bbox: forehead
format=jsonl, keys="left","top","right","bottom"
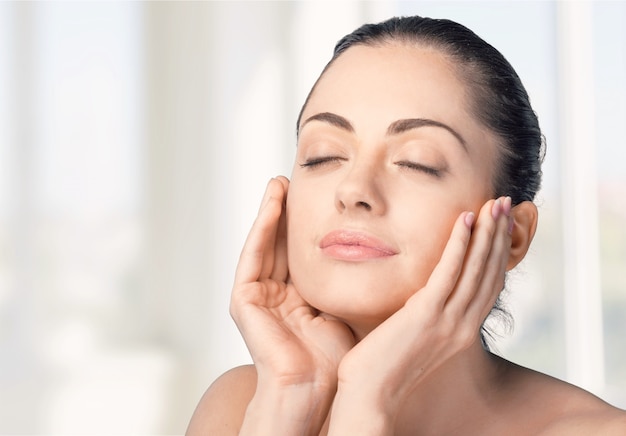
{"left": 300, "top": 43, "right": 480, "bottom": 140}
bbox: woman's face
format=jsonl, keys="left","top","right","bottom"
{"left": 287, "top": 43, "right": 498, "bottom": 336}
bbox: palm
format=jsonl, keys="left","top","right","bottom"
{"left": 231, "top": 177, "right": 354, "bottom": 385}
{"left": 238, "top": 280, "right": 352, "bottom": 381}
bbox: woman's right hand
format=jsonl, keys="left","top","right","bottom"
{"left": 327, "top": 197, "right": 514, "bottom": 435}
{"left": 230, "top": 176, "right": 355, "bottom": 435}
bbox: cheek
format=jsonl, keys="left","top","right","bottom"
{"left": 398, "top": 211, "right": 455, "bottom": 279}
{"left": 285, "top": 199, "right": 322, "bottom": 309}
{"left": 286, "top": 174, "right": 332, "bottom": 236}
{"left": 285, "top": 182, "right": 313, "bottom": 267}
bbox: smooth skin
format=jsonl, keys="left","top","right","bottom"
{"left": 187, "top": 43, "right": 626, "bottom": 435}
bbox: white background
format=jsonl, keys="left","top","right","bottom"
{"left": 1, "top": 1, "right": 625, "bottom": 433}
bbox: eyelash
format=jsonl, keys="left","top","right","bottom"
{"left": 300, "top": 157, "right": 442, "bottom": 178}
{"left": 395, "top": 160, "right": 443, "bottom": 177}
{"left": 300, "top": 156, "right": 345, "bottom": 168}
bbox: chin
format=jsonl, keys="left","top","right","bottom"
{"left": 295, "top": 278, "right": 409, "bottom": 325}
{"left": 289, "top": 253, "right": 428, "bottom": 325}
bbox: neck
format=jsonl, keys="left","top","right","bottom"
{"left": 342, "top": 316, "right": 511, "bottom": 431}
{"left": 395, "top": 340, "right": 510, "bottom": 434}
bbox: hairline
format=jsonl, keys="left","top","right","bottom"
{"left": 296, "top": 37, "right": 486, "bottom": 137}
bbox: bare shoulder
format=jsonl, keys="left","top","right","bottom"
{"left": 186, "top": 364, "right": 257, "bottom": 436}
{"left": 540, "top": 402, "right": 626, "bottom": 435}
{"left": 500, "top": 359, "right": 626, "bottom": 435}
{"left": 539, "top": 388, "right": 626, "bottom": 436}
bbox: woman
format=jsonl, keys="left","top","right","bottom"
{"left": 187, "top": 16, "right": 626, "bottom": 435}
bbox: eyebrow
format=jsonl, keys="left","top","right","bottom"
{"left": 387, "top": 118, "right": 467, "bottom": 149}
{"left": 300, "top": 112, "right": 467, "bottom": 150}
{"left": 301, "top": 112, "right": 354, "bottom": 133}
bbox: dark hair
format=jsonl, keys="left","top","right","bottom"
{"left": 297, "top": 16, "right": 545, "bottom": 347}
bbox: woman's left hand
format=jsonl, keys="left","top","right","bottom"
{"left": 328, "top": 197, "right": 513, "bottom": 435}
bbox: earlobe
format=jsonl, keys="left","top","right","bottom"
{"left": 506, "top": 201, "right": 538, "bottom": 271}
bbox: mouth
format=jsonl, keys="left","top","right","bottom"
{"left": 319, "top": 229, "right": 398, "bottom": 261}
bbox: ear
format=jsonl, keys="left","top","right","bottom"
{"left": 507, "top": 201, "right": 538, "bottom": 271}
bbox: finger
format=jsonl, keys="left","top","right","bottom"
{"left": 255, "top": 178, "right": 288, "bottom": 281}
{"left": 275, "top": 175, "right": 290, "bottom": 191}
{"left": 418, "top": 210, "right": 475, "bottom": 310}
{"left": 262, "top": 176, "right": 291, "bottom": 280}
{"left": 444, "top": 198, "right": 499, "bottom": 314}
{"left": 466, "top": 197, "right": 513, "bottom": 322}
{"left": 234, "top": 178, "right": 285, "bottom": 286}
{"left": 271, "top": 177, "right": 290, "bottom": 282}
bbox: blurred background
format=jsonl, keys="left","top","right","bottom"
{"left": 0, "top": 0, "right": 625, "bottom": 434}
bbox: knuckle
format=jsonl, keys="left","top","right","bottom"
{"left": 230, "top": 283, "right": 258, "bottom": 316}
{"left": 228, "top": 299, "right": 241, "bottom": 324}
{"left": 432, "top": 310, "right": 456, "bottom": 340}
{"left": 229, "top": 291, "right": 243, "bottom": 319}
{"left": 454, "top": 323, "right": 477, "bottom": 350}
{"left": 439, "top": 310, "right": 476, "bottom": 350}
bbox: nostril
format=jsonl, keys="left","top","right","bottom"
{"left": 356, "top": 201, "right": 372, "bottom": 211}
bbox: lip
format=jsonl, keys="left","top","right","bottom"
{"left": 319, "top": 229, "right": 398, "bottom": 261}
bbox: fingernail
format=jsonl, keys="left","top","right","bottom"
{"left": 503, "top": 196, "right": 512, "bottom": 217}
{"left": 508, "top": 216, "right": 515, "bottom": 235}
{"left": 491, "top": 198, "right": 502, "bottom": 220}
{"left": 464, "top": 211, "right": 475, "bottom": 228}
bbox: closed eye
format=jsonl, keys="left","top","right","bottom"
{"left": 300, "top": 156, "right": 346, "bottom": 169}
{"left": 395, "top": 160, "right": 443, "bottom": 178}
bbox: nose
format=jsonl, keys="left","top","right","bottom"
{"left": 334, "top": 159, "right": 386, "bottom": 215}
